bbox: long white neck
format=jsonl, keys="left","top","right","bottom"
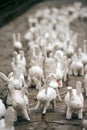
{"left": 0, "top": 72, "right": 10, "bottom": 83}
{"left": 67, "top": 87, "right": 73, "bottom": 100}
{"left": 73, "top": 53, "right": 77, "bottom": 62}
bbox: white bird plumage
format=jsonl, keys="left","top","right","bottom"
{"left": 0, "top": 107, "right": 17, "bottom": 130}
{"left": 0, "top": 72, "right": 30, "bottom": 121}
{"left": 31, "top": 77, "right": 59, "bottom": 114}
{"left": 0, "top": 99, "right": 6, "bottom": 118}
{"left": 64, "top": 81, "right": 84, "bottom": 119}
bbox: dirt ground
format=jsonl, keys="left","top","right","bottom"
{"left": 0, "top": 0, "right": 87, "bottom": 130}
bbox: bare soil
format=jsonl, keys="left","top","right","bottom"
{"left": 0, "top": 0, "right": 87, "bottom": 130}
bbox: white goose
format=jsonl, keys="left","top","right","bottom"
{"left": 0, "top": 72, "right": 30, "bottom": 121}
{"left": 64, "top": 81, "right": 84, "bottom": 119}
{"left": 0, "top": 107, "right": 17, "bottom": 130}
{"left": 0, "top": 99, "right": 6, "bottom": 118}
{"left": 31, "top": 77, "right": 57, "bottom": 114}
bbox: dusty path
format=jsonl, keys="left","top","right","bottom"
{"left": 0, "top": 0, "right": 87, "bottom": 130}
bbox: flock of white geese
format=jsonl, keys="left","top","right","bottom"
{"left": 0, "top": 2, "right": 87, "bottom": 130}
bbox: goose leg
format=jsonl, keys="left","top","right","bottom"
{"left": 23, "top": 106, "right": 31, "bottom": 121}
{"left": 42, "top": 102, "right": 50, "bottom": 114}
{"left": 78, "top": 108, "right": 83, "bottom": 119}
{"left": 35, "top": 101, "right": 41, "bottom": 110}
{"left": 55, "top": 88, "right": 62, "bottom": 101}
{"left": 74, "top": 68, "right": 78, "bottom": 76}
{"left": 51, "top": 100, "right": 56, "bottom": 109}
{"left": 66, "top": 107, "right": 72, "bottom": 119}
{"left": 27, "top": 105, "right": 30, "bottom": 115}
{"left": 80, "top": 68, "right": 84, "bottom": 76}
